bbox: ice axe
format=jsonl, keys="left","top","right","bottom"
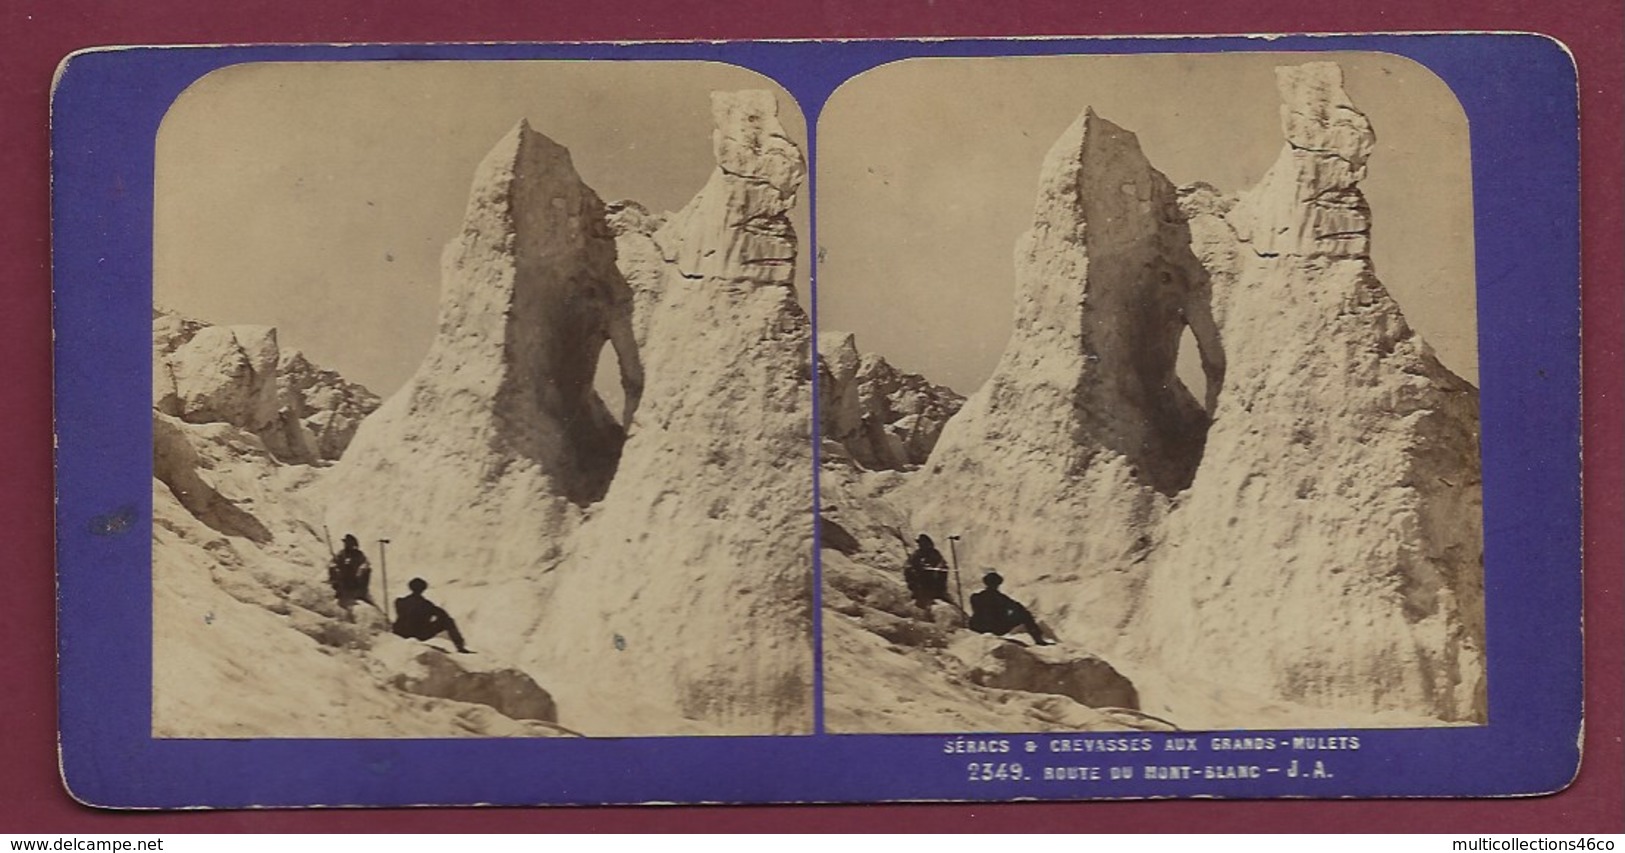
{"left": 947, "top": 534, "right": 965, "bottom": 611}
{"left": 883, "top": 525, "right": 910, "bottom": 558}
{"left": 321, "top": 524, "right": 336, "bottom": 586}
{"left": 321, "top": 525, "right": 360, "bottom": 608}
{"left": 378, "top": 538, "right": 392, "bottom": 624}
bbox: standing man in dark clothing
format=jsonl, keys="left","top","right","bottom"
{"left": 904, "top": 534, "right": 953, "bottom": 610}
{"left": 969, "top": 571, "right": 1054, "bottom": 645}
{"left": 327, "top": 533, "right": 374, "bottom": 622}
{"left": 393, "top": 577, "right": 471, "bottom": 654}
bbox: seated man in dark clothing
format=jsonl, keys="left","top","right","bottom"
{"left": 903, "top": 534, "right": 952, "bottom": 610}
{"left": 393, "top": 577, "right": 471, "bottom": 653}
{"left": 968, "top": 571, "right": 1053, "bottom": 645}
{"left": 327, "top": 533, "right": 374, "bottom": 622}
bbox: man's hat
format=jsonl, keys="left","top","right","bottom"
{"left": 983, "top": 570, "right": 1003, "bottom": 587}
{"left": 409, "top": 577, "right": 428, "bottom": 593}
{"left": 342, "top": 533, "right": 358, "bottom": 546}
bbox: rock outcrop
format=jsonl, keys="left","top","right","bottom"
{"left": 326, "top": 120, "right": 643, "bottom": 581}
{"left": 948, "top": 634, "right": 1139, "bottom": 711}
{"left": 527, "top": 91, "right": 814, "bottom": 734}
{"left": 1131, "top": 63, "right": 1485, "bottom": 722}
{"left": 371, "top": 636, "right": 559, "bottom": 724}
{"left": 818, "top": 332, "right": 964, "bottom": 470}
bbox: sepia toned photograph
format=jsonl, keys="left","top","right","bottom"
{"left": 150, "top": 60, "right": 814, "bottom": 737}
{"left": 52, "top": 34, "right": 1587, "bottom": 808}
{"left": 816, "top": 52, "right": 1485, "bottom": 734}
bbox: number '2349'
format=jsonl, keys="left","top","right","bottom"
{"left": 968, "top": 762, "right": 1027, "bottom": 782}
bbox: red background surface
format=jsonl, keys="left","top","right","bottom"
{"left": 3, "top": 0, "right": 1620, "bottom": 833}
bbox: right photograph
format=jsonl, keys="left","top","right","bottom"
{"left": 816, "top": 52, "right": 1485, "bottom": 734}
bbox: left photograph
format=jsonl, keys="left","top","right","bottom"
{"left": 150, "top": 61, "right": 813, "bottom": 737}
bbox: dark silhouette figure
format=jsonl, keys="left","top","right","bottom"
{"left": 969, "top": 571, "right": 1053, "bottom": 645}
{"left": 327, "top": 533, "right": 374, "bottom": 622}
{"left": 393, "top": 577, "right": 470, "bottom": 654}
{"left": 904, "top": 534, "right": 952, "bottom": 610}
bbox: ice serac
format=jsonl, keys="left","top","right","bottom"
{"left": 902, "top": 108, "right": 1222, "bottom": 653}
{"left": 327, "top": 120, "right": 642, "bottom": 581}
{"left": 655, "top": 91, "right": 803, "bottom": 286}
{"left": 275, "top": 349, "right": 382, "bottom": 462}
{"left": 819, "top": 332, "right": 866, "bottom": 461}
{"left": 818, "top": 331, "right": 964, "bottom": 470}
{"left": 152, "top": 309, "right": 380, "bottom": 465}
{"left": 1228, "top": 63, "right": 1374, "bottom": 260}
{"left": 529, "top": 91, "right": 814, "bottom": 734}
{"left": 605, "top": 200, "right": 668, "bottom": 349}
{"left": 163, "top": 324, "right": 283, "bottom": 435}
{"left": 1133, "top": 63, "right": 1486, "bottom": 722}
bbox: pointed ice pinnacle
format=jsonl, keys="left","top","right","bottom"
{"left": 1228, "top": 62, "right": 1376, "bottom": 259}
{"left": 329, "top": 119, "right": 641, "bottom": 578}
{"left": 655, "top": 91, "right": 806, "bottom": 288}
{"left": 1135, "top": 62, "right": 1485, "bottom": 723}
{"left": 532, "top": 89, "right": 815, "bottom": 734}
{"left": 904, "top": 107, "right": 1223, "bottom": 651}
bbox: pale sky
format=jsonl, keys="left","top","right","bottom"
{"left": 156, "top": 61, "right": 809, "bottom": 397}
{"left": 156, "top": 53, "right": 1474, "bottom": 404}
{"left": 815, "top": 51, "right": 1478, "bottom": 395}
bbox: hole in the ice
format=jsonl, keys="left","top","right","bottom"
{"left": 1176, "top": 326, "right": 1209, "bottom": 415}
{"left": 594, "top": 339, "right": 627, "bottom": 427}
